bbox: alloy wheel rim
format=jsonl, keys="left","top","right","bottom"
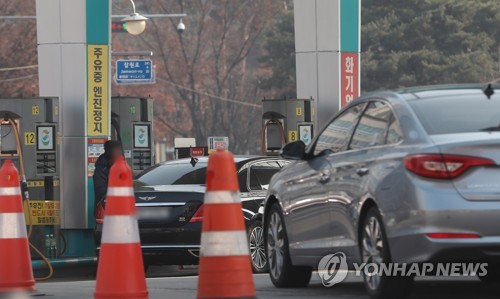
{"left": 362, "top": 216, "right": 384, "bottom": 291}
{"left": 250, "top": 226, "right": 267, "bottom": 269}
{"left": 267, "top": 211, "right": 284, "bottom": 279}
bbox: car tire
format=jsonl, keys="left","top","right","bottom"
{"left": 265, "top": 202, "right": 312, "bottom": 288}
{"left": 478, "top": 265, "right": 500, "bottom": 285}
{"left": 359, "top": 207, "right": 413, "bottom": 299}
{"left": 248, "top": 220, "right": 269, "bottom": 273}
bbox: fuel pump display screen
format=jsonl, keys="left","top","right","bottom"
{"left": 36, "top": 125, "right": 56, "bottom": 175}
{"left": 37, "top": 125, "right": 55, "bottom": 151}
{"left": 132, "top": 123, "right": 152, "bottom": 171}
{"left": 133, "top": 124, "right": 150, "bottom": 148}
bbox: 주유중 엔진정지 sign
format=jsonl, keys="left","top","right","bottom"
{"left": 87, "top": 45, "right": 109, "bottom": 137}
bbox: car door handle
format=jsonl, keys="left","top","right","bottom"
{"left": 356, "top": 168, "right": 369, "bottom": 176}
{"left": 319, "top": 173, "right": 330, "bottom": 184}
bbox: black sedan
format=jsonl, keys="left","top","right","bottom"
{"left": 95, "top": 156, "right": 288, "bottom": 273}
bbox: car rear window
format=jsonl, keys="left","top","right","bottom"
{"left": 408, "top": 95, "right": 500, "bottom": 135}
{"left": 136, "top": 162, "right": 207, "bottom": 186}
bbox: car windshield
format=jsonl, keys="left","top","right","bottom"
{"left": 408, "top": 94, "right": 500, "bottom": 135}
{"left": 136, "top": 162, "right": 208, "bottom": 186}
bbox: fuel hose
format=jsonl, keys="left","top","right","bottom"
{"left": 261, "top": 119, "right": 286, "bottom": 155}
{"left": 7, "top": 118, "right": 54, "bottom": 281}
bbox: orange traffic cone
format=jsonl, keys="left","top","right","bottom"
{"left": 197, "top": 149, "right": 256, "bottom": 299}
{"left": 94, "top": 157, "right": 148, "bottom": 299}
{"left": 0, "top": 160, "right": 36, "bottom": 293}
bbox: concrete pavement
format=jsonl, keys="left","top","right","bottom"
{"left": 34, "top": 272, "right": 499, "bottom": 299}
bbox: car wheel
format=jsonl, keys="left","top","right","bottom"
{"left": 248, "top": 220, "right": 269, "bottom": 273}
{"left": 265, "top": 202, "right": 312, "bottom": 288}
{"left": 360, "top": 207, "right": 413, "bottom": 299}
{"left": 478, "top": 265, "right": 500, "bottom": 285}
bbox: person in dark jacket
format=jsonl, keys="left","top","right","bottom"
{"left": 93, "top": 140, "right": 123, "bottom": 211}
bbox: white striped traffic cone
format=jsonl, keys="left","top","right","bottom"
{"left": 0, "top": 160, "right": 36, "bottom": 293}
{"left": 197, "top": 149, "right": 256, "bottom": 299}
{"left": 94, "top": 157, "right": 148, "bottom": 299}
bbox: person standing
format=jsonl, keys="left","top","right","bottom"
{"left": 93, "top": 140, "right": 123, "bottom": 211}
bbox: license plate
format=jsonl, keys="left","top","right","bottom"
{"left": 137, "top": 207, "right": 171, "bottom": 221}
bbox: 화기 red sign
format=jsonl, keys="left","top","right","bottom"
{"left": 341, "top": 52, "right": 360, "bottom": 107}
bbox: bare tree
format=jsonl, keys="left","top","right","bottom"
{"left": 113, "top": 0, "right": 284, "bottom": 153}
{"left": 0, "top": 1, "right": 38, "bottom": 97}
{"left": 0, "top": 0, "right": 286, "bottom": 154}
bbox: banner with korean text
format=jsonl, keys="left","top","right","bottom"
{"left": 341, "top": 53, "right": 360, "bottom": 107}
{"left": 87, "top": 45, "right": 109, "bottom": 137}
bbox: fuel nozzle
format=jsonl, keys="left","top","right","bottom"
{"left": 20, "top": 175, "right": 29, "bottom": 200}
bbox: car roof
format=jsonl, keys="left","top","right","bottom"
{"left": 157, "top": 155, "right": 280, "bottom": 166}
{"left": 136, "top": 184, "right": 206, "bottom": 193}
{"left": 358, "top": 83, "right": 497, "bottom": 102}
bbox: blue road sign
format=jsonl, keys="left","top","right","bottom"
{"left": 115, "top": 59, "right": 154, "bottom": 84}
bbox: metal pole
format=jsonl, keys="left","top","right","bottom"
{"left": 0, "top": 14, "right": 187, "bottom": 20}
{"left": 112, "top": 51, "right": 153, "bottom": 57}
{"left": 129, "top": 0, "right": 137, "bottom": 14}
{"left": 112, "top": 14, "right": 187, "bottom": 19}
{"left": 0, "top": 16, "right": 36, "bottom": 20}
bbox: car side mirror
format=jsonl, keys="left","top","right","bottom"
{"left": 280, "top": 141, "right": 306, "bottom": 160}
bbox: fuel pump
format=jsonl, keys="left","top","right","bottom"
{"left": 111, "top": 97, "right": 155, "bottom": 174}
{"left": 0, "top": 97, "right": 60, "bottom": 280}
{"left": 262, "top": 98, "right": 316, "bottom": 155}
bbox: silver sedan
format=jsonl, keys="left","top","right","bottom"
{"left": 263, "top": 84, "right": 500, "bottom": 299}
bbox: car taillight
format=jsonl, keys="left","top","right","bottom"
{"left": 95, "top": 203, "right": 105, "bottom": 224}
{"left": 426, "top": 233, "right": 481, "bottom": 239}
{"left": 189, "top": 204, "right": 204, "bottom": 223}
{"left": 404, "top": 154, "right": 494, "bottom": 179}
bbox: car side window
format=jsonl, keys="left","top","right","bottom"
{"left": 238, "top": 169, "right": 248, "bottom": 192}
{"left": 249, "top": 171, "right": 261, "bottom": 190}
{"left": 248, "top": 161, "right": 281, "bottom": 191}
{"left": 313, "top": 103, "right": 367, "bottom": 156}
{"left": 386, "top": 114, "right": 404, "bottom": 144}
{"left": 278, "top": 160, "right": 291, "bottom": 167}
{"left": 350, "top": 101, "right": 392, "bottom": 150}
{"left": 349, "top": 101, "right": 403, "bottom": 150}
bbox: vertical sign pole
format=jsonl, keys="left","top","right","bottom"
{"left": 86, "top": 0, "right": 111, "bottom": 226}
{"left": 340, "top": 0, "right": 361, "bottom": 108}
